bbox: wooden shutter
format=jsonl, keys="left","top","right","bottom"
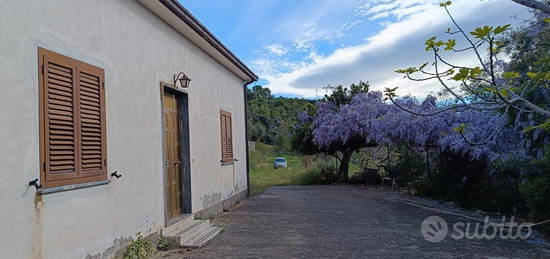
{"left": 220, "top": 110, "right": 233, "bottom": 163}
{"left": 220, "top": 112, "right": 227, "bottom": 161}
{"left": 78, "top": 62, "right": 107, "bottom": 178}
{"left": 225, "top": 115, "right": 233, "bottom": 160}
{"left": 40, "top": 49, "right": 79, "bottom": 183}
{"left": 39, "top": 48, "right": 107, "bottom": 188}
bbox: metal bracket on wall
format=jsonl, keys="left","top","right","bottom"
{"left": 111, "top": 170, "right": 122, "bottom": 179}
{"left": 28, "top": 178, "right": 42, "bottom": 190}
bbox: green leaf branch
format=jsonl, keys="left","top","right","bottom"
{"left": 390, "top": 1, "right": 550, "bottom": 119}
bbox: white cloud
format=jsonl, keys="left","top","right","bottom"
{"left": 367, "top": 2, "right": 400, "bottom": 14}
{"left": 357, "top": 0, "right": 433, "bottom": 17}
{"left": 341, "top": 19, "right": 365, "bottom": 32}
{"left": 264, "top": 44, "right": 288, "bottom": 56}
{"left": 252, "top": 39, "right": 325, "bottom": 81}
{"left": 269, "top": 0, "right": 369, "bottom": 45}
{"left": 258, "top": 0, "right": 531, "bottom": 98}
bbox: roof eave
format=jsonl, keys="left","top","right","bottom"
{"left": 137, "top": 0, "right": 258, "bottom": 82}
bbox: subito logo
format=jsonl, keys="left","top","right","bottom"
{"left": 421, "top": 216, "right": 448, "bottom": 243}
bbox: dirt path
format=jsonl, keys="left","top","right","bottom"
{"left": 160, "top": 185, "right": 550, "bottom": 258}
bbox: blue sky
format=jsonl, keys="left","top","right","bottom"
{"left": 181, "top": 0, "right": 532, "bottom": 98}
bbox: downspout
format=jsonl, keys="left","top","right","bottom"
{"left": 243, "top": 79, "right": 256, "bottom": 196}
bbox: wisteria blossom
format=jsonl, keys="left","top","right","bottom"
{"left": 310, "top": 91, "right": 527, "bottom": 161}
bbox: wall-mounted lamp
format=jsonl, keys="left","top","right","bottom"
{"left": 173, "top": 72, "right": 191, "bottom": 89}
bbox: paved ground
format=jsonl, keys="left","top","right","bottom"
{"left": 162, "top": 185, "right": 550, "bottom": 258}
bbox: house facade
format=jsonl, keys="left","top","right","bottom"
{"left": 0, "top": 0, "right": 257, "bottom": 258}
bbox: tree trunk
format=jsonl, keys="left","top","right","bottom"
{"left": 338, "top": 151, "right": 353, "bottom": 182}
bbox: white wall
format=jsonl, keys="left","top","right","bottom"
{"left": 0, "top": 0, "right": 248, "bottom": 258}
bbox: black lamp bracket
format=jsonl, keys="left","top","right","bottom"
{"left": 29, "top": 178, "right": 42, "bottom": 190}
{"left": 111, "top": 170, "right": 122, "bottom": 179}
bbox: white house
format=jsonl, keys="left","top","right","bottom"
{"left": 0, "top": 0, "right": 257, "bottom": 258}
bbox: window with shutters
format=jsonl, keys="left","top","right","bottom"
{"left": 220, "top": 110, "right": 233, "bottom": 164}
{"left": 38, "top": 48, "right": 107, "bottom": 188}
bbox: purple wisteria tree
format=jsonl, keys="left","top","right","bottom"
{"left": 296, "top": 82, "right": 371, "bottom": 182}
{"left": 511, "top": 0, "right": 550, "bottom": 15}
{"left": 311, "top": 95, "right": 377, "bottom": 181}
{"left": 297, "top": 89, "right": 525, "bottom": 182}
{"left": 346, "top": 92, "right": 524, "bottom": 161}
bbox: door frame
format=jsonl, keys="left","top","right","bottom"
{"left": 160, "top": 82, "right": 192, "bottom": 226}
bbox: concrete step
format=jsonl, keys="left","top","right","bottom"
{"left": 181, "top": 225, "right": 223, "bottom": 248}
{"left": 163, "top": 218, "right": 223, "bottom": 248}
{"left": 174, "top": 220, "right": 211, "bottom": 243}
{"left": 164, "top": 219, "right": 208, "bottom": 238}
{"left": 162, "top": 214, "right": 195, "bottom": 237}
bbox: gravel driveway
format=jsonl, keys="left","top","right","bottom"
{"left": 161, "top": 185, "right": 550, "bottom": 258}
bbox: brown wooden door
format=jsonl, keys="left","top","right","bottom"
{"left": 163, "top": 90, "right": 182, "bottom": 220}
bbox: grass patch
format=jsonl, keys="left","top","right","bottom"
{"left": 249, "top": 143, "right": 306, "bottom": 195}
{"left": 249, "top": 142, "right": 335, "bottom": 195}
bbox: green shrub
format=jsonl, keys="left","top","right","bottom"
{"left": 122, "top": 232, "right": 157, "bottom": 259}
{"left": 473, "top": 170, "right": 525, "bottom": 215}
{"left": 519, "top": 145, "right": 550, "bottom": 234}
{"left": 412, "top": 152, "right": 532, "bottom": 216}
{"left": 468, "top": 158, "right": 528, "bottom": 215}
{"left": 414, "top": 176, "right": 436, "bottom": 197}
{"left": 520, "top": 177, "right": 550, "bottom": 222}
{"left": 156, "top": 236, "right": 170, "bottom": 252}
{"left": 299, "top": 164, "right": 339, "bottom": 185}
{"left": 414, "top": 151, "right": 494, "bottom": 208}
{"left": 393, "top": 148, "right": 426, "bottom": 185}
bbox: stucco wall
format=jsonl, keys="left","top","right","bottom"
{"left": 0, "top": 0, "right": 248, "bottom": 258}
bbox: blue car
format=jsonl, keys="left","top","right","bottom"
{"left": 273, "top": 157, "right": 287, "bottom": 169}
